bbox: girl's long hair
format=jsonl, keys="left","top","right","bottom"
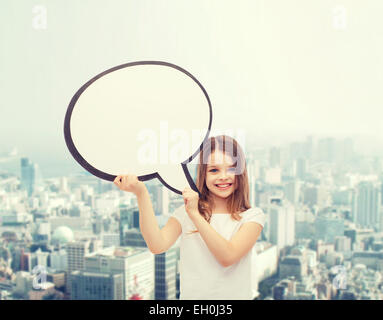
{"left": 188, "top": 135, "right": 251, "bottom": 234}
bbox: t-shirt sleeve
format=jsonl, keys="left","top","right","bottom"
{"left": 241, "top": 207, "right": 266, "bottom": 228}
{"left": 169, "top": 205, "right": 185, "bottom": 229}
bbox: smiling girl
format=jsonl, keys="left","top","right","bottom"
{"left": 114, "top": 135, "right": 266, "bottom": 300}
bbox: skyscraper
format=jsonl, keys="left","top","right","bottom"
{"left": 66, "top": 240, "right": 90, "bottom": 297}
{"left": 284, "top": 180, "right": 301, "bottom": 205}
{"left": 20, "top": 157, "right": 39, "bottom": 196}
{"left": 155, "top": 246, "right": 178, "bottom": 300}
{"left": 119, "top": 205, "right": 135, "bottom": 246}
{"left": 247, "top": 159, "right": 261, "bottom": 208}
{"left": 147, "top": 184, "right": 169, "bottom": 216}
{"left": 268, "top": 202, "right": 295, "bottom": 252}
{"left": 351, "top": 181, "right": 381, "bottom": 230}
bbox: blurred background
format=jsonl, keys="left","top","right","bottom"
{"left": 1, "top": 0, "right": 383, "bottom": 300}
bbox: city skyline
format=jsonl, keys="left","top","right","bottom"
{"left": 2, "top": 129, "right": 383, "bottom": 300}
{"left": 1, "top": 132, "right": 383, "bottom": 181}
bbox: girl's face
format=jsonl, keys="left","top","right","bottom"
{"left": 205, "top": 150, "right": 236, "bottom": 199}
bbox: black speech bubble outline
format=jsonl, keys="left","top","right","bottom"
{"left": 64, "top": 61, "right": 212, "bottom": 196}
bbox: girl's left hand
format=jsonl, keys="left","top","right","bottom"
{"left": 182, "top": 187, "right": 200, "bottom": 219}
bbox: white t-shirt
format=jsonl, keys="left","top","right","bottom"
{"left": 170, "top": 206, "right": 266, "bottom": 300}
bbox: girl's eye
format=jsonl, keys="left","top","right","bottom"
{"left": 209, "top": 169, "right": 218, "bottom": 172}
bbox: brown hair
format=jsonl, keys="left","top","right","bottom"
{"left": 188, "top": 135, "right": 251, "bottom": 234}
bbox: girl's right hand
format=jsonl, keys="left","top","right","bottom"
{"left": 113, "top": 174, "right": 145, "bottom": 196}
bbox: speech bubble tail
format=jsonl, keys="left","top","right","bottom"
{"left": 156, "top": 164, "right": 201, "bottom": 197}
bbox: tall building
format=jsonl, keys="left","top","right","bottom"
{"left": 284, "top": 180, "right": 301, "bottom": 205}
{"left": 66, "top": 240, "right": 90, "bottom": 297}
{"left": 119, "top": 206, "right": 145, "bottom": 247}
{"left": 147, "top": 184, "right": 169, "bottom": 216}
{"left": 84, "top": 246, "right": 155, "bottom": 300}
{"left": 20, "top": 157, "right": 40, "bottom": 196}
{"left": 247, "top": 160, "right": 261, "bottom": 208}
{"left": 351, "top": 181, "right": 381, "bottom": 230}
{"left": 268, "top": 202, "right": 295, "bottom": 252}
{"left": 71, "top": 271, "right": 124, "bottom": 300}
{"left": 249, "top": 173, "right": 256, "bottom": 208}
{"left": 119, "top": 205, "right": 136, "bottom": 246}
{"left": 59, "top": 177, "right": 69, "bottom": 193}
{"left": 155, "top": 246, "right": 178, "bottom": 300}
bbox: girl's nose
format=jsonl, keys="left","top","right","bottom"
{"left": 219, "top": 170, "right": 228, "bottom": 179}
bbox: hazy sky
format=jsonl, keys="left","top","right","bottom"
{"left": 1, "top": 0, "right": 383, "bottom": 176}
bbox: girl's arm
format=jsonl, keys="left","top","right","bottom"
{"left": 189, "top": 213, "right": 263, "bottom": 267}
{"left": 114, "top": 175, "right": 181, "bottom": 254}
{"left": 136, "top": 187, "right": 181, "bottom": 254}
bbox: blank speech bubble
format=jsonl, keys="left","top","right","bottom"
{"left": 64, "top": 61, "right": 212, "bottom": 195}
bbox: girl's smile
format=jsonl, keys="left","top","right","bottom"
{"left": 215, "top": 183, "right": 233, "bottom": 190}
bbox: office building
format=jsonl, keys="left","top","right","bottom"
{"left": 351, "top": 181, "right": 381, "bottom": 230}
{"left": 84, "top": 246, "right": 155, "bottom": 300}
{"left": 71, "top": 271, "right": 124, "bottom": 300}
{"left": 147, "top": 184, "right": 169, "bottom": 216}
{"left": 284, "top": 180, "right": 301, "bottom": 205}
{"left": 119, "top": 205, "right": 139, "bottom": 246}
{"left": 269, "top": 202, "right": 295, "bottom": 252}
{"left": 155, "top": 246, "right": 178, "bottom": 300}
{"left": 66, "top": 240, "right": 91, "bottom": 296}
{"left": 20, "top": 158, "right": 38, "bottom": 196}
